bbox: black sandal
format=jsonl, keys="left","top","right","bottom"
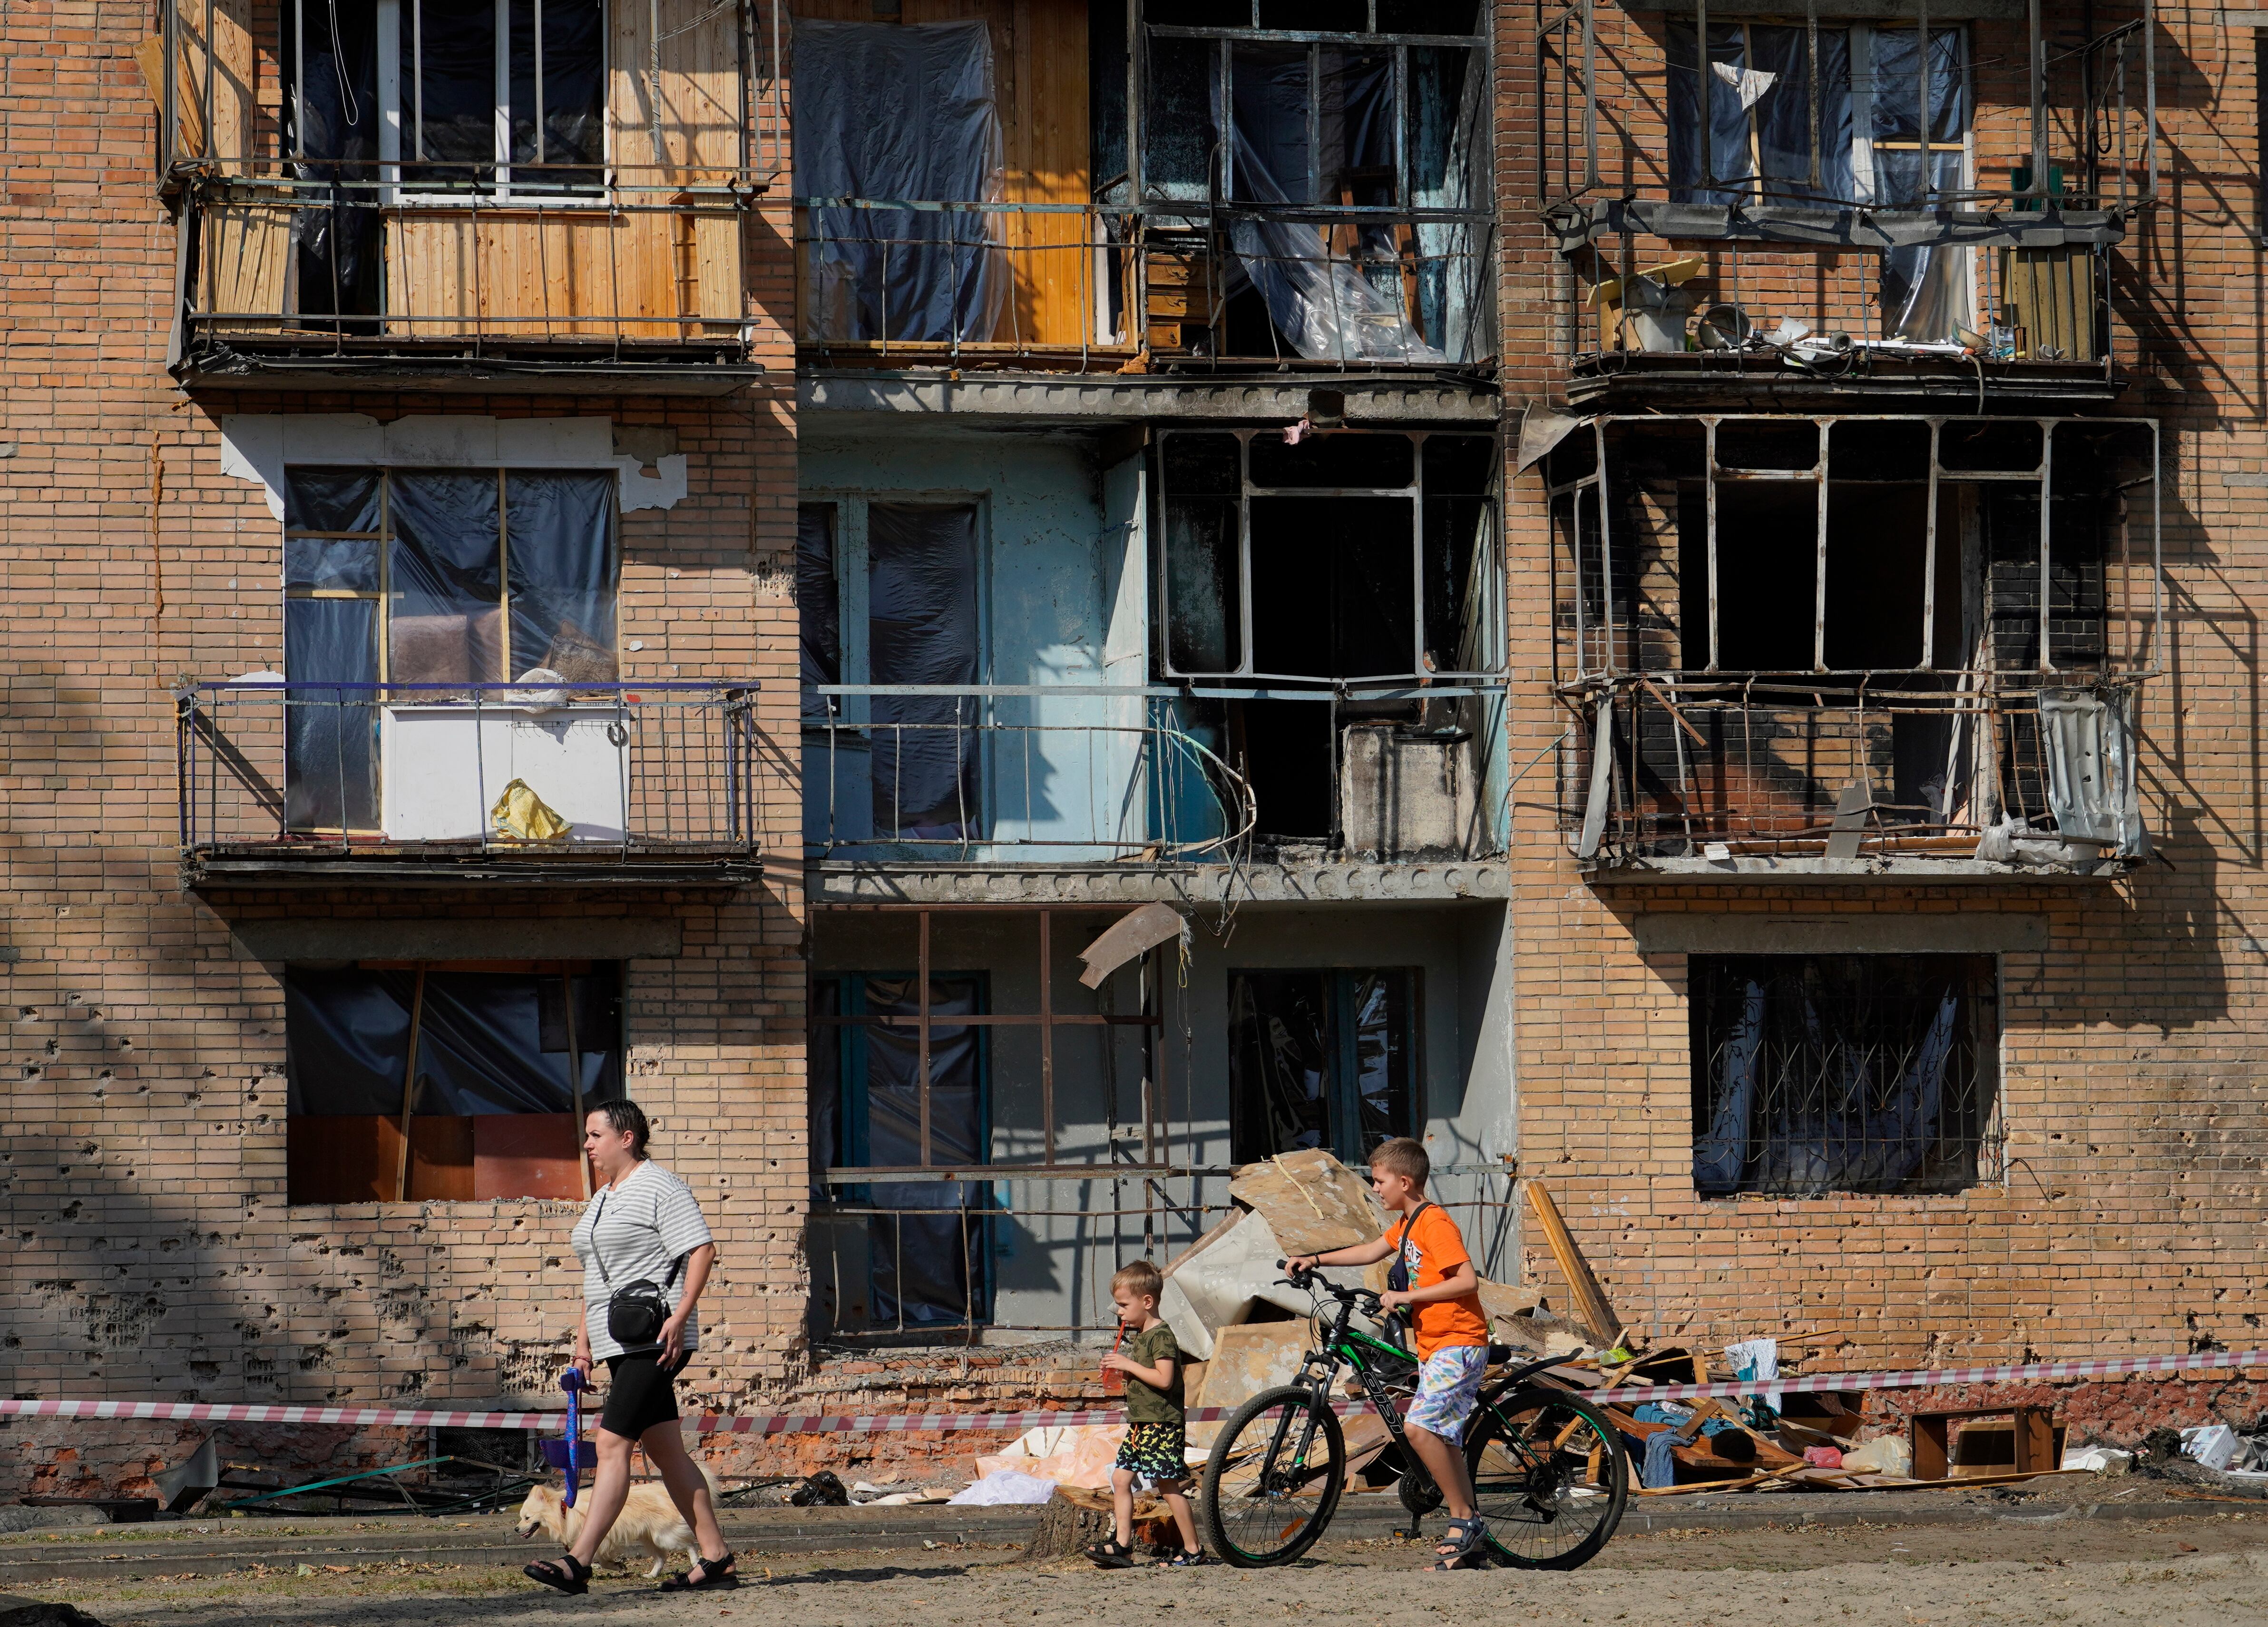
{"left": 1084, "top": 1537, "right": 1137, "bottom": 1569}
{"left": 523, "top": 1552, "right": 591, "bottom": 1595}
{"left": 658, "top": 1550, "right": 738, "bottom": 1591}
{"left": 1157, "top": 1546, "right": 1213, "bottom": 1568}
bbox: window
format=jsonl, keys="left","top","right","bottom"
{"left": 1668, "top": 22, "right": 1972, "bottom": 339}
{"left": 811, "top": 974, "right": 991, "bottom": 1330}
{"left": 1156, "top": 430, "right": 1498, "bottom": 682}
{"left": 282, "top": 466, "right": 617, "bottom": 832}
{"left": 285, "top": 961, "right": 622, "bottom": 1203}
{"left": 1690, "top": 954, "right": 1997, "bottom": 1197}
{"left": 400, "top": 0, "right": 606, "bottom": 192}
{"left": 1228, "top": 968, "right": 1416, "bottom": 1165}
{"left": 797, "top": 498, "right": 983, "bottom": 843}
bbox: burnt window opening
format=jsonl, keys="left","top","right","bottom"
{"left": 1133, "top": 1, "right": 1490, "bottom": 363}
{"left": 1690, "top": 954, "right": 1997, "bottom": 1197}
{"left": 285, "top": 961, "right": 622, "bottom": 1204}
{"left": 398, "top": 0, "right": 607, "bottom": 192}
{"left": 1228, "top": 968, "right": 1417, "bottom": 1166}
{"left": 1157, "top": 429, "right": 1499, "bottom": 683}
{"left": 1665, "top": 21, "right": 1972, "bottom": 340}
{"left": 811, "top": 974, "right": 991, "bottom": 1333}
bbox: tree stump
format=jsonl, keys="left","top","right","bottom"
{"left": 1022, "top": 1486, "right": 1175, "bottom": 1559}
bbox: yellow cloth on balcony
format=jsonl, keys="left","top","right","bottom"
{"left": 489, "top": 779, "right": 572, "bottom": 842}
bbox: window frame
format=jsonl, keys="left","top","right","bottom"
{"left": 1226, "top": 964, "right": 1422, "bottom": 1166}
{"left": 377, "top": 0, "right": 612, "bottom": 206}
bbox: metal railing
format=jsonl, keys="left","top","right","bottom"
{"left": 1555, "top": 671, "right": 2145, "bottom": 864}
{"left": 178, "top": 680, "right": 763, "bottom": 864}
{"left": 802, "top": 690, "right": 1255, "bottom": 861}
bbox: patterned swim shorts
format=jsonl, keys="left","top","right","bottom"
{"left": 1114, "top": 1421, "right": 1192, "bottom": 1487}
{"left": 1405, "top": 1345, "right": 1490, "bottom": 1439}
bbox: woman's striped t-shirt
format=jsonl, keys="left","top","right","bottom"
{"left": 570, "top": 1159, "right": 715, "bottom": 1360}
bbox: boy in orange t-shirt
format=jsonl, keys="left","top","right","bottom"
{"left": 1287, "top": 1137, "right": 1492, "bottom": 1569}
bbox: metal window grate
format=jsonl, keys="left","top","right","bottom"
{"left": 1690, "top": 953, "right": 1999, "bottom": 1197}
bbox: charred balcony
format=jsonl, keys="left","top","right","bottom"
{"left": 1539, "top": 412, "right": 2160, "bottom": 879}
{"left": 152, "top": 0, "right": 776, "bottom": 393}
{"left": 789, "top": 0, "right": 1494, "bottom": 379}
{"left": 1532, "top": 1, "right": 2154, "bottom": 408}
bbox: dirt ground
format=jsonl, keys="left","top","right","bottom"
{"left": 13, "top": 1510, "right": 2268, "bottom": 1627}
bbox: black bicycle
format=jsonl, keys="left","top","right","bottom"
{"left": 1198, "top": 1264, "right": 1629, "bottom": 1569}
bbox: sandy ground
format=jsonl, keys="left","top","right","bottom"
{"left": 13, "top": 1511, "right": 2268, "bottom": 1627}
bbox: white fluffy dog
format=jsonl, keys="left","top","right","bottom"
{"left": 515, "top": 1464, "right": 723, "bottom": 1579}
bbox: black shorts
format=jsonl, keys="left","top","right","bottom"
{"left": 600, "top": 1351, "right": 688, "bottom": 1439}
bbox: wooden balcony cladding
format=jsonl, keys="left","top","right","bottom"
{"left": 792, "top": 0, "right": 1099, "bottom": 353}
{"left": 170, "top": 0, "right": 748, "bottom": 345}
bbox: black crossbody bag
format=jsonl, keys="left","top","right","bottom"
{"left": 1385, "top": 1201, "right": 1437, "bottom": 1296}
{"left": 589, "top": 1186, "right": 685, "bottom": 1356}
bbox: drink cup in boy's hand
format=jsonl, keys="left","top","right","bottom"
{"left": 1100, "top": 1322, "right": 1126, "bottom": 1396}
{"left": 1084, "top": 1261, "right": 1211, "bottom": 1570}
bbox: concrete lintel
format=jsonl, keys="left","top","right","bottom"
{"left": 1634, "top": 912, "right": 2048, "bottom": 956}
{"left": 1593, "top": 855, "right": 2125, "bottom": 883}
{"left": 229, "top": 917, "right": 685, "bottom": 963}
{"left": 798, "top": 372, "right": 1502, "bottom": 425}
{"left": 808, "top": 861, "right": 1510, "bottom": 906}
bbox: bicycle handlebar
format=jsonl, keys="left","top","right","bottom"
{"left": 1278, "top": 1258, "right": 1393, "bottom": 1319}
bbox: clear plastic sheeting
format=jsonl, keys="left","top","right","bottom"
{"left": 792, "top": 20, "right": 1007, "bottom": 344}
{"left": 284, "top": 598, "right": 381, "bottom": 831}
{"left": 868, "top": 503, "right": 980, "bottom": 840}
{"left": 1691, "top": 955, "right": 1991, "bottom": 1197}
{"left": 284, "top": 0, "right": 381, "bottom": 319}
{"left": 285, "top": 965, "right": 622, "bottom": 1117}
{"left": 1669, "top": 23, "right": 1854, "bottom": 206}
{"left": 1224, "top": 48, "right": 1445, "bottom": 365}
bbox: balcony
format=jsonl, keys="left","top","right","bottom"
{"left": 1530, "top": 2, "right": 2155, "bottom": 408}
{"left": 789, "top": 0, "right": 1493, "bottom": 378}
{"left": 178, "top": 681, "right": 763, "bottom": 886}
{"left": 1538, "top": 411, "right": 2160, "bottom": 880}
{"left": 152, "top": 0, "right": 776, "bottom": 393}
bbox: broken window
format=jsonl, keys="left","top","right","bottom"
{"left": 791, "top": 19, "right": 1007, "bottom": 344}
{"left": 281, "top": 0, "right": 382, "bottom": 320}
{"left": 282, "top": 466, "right": 617, "bottom": 833}
{"left": 813, "top": 974, "right": 990, "bottom": 1330}
{"left": 285, "top": 961, "right": 622, "bottom": 1204}
{"left": 1156, "top": 429, "right": 1499, "bottom": 682}
{"left": 1690, "top": 954, "right": 1996, "bottom": 1197}
{"left": 1667, "top": 22, "right": 1972, "bottom": 340}
{"left": 1228, "top": 968, "right": 1415, "bottom": 1165}
{"left": 1137, "top": 1, "right": 1490, "bottom": 363}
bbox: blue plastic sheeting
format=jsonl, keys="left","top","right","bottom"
{"left": 792, "top": 20, "right": 1007, "bottom": 344}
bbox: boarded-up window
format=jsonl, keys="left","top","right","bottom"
{"left": 285, "top": 962, "right": 622, "bottom": 1203}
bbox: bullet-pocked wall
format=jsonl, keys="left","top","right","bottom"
{"left": 0, "top": 0, "right": 806, "bottom": 1498}
{"left": 1496, "top": 1, "right": 2268, "bottom": 1367}
{"left": 807, "top": 901, "right": 1515, "bottom": 1341}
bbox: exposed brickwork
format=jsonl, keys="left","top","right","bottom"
{"left": 1497, "top": 3, "right": 2268, "bottom": 1375}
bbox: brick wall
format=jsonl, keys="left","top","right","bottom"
{"left": 1496, "top": 0, "right": 2268, "bottom": 1387}
{"left": 0, "top": 2, "right": 811, "bottom": 1497}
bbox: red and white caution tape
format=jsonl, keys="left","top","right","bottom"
{"left": 2, "top": 1345, "right": 2260, "bottom": 1438}
{"left": 1585, "top": 1344, "right": 2268, "bottom": 1407}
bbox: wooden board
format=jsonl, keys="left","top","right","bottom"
{"left": 200, "top": 193, "right": 291, "bottom": 333}
{"left": 287, "top": 1113, "right": 475, "bottom": 1204}
{"left": 1523, "top": 1179, "right": 1624, "bottom": 1349}
{"left": 1228, "top": 1149, "right": 1379, "bottom": 1257}
{"left": 171, "top": 0, "right": 257, "bottom": 162}
{"left": 472, "top": 1113, "right": 585, "bottom": 1201}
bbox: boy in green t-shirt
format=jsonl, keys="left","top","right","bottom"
{"left": 1085, "top": 1260, "right": 1209, "bottom": 1568}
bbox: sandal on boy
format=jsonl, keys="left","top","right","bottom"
{"left": 1157, "top": 1546, "right": 1214, "bottom": 1567}
{"left": 523, "top": 1552, "right": 591, "bottom": 1595}
{"left": 1084, "top": 1537, "right": 1138, "bottom": 1569}
{"left": 1431, "top": 1516, "right": 1489, "bottom": 1571}
{"left": 658, "top": 1550, "right": 739, "bottom": 1590}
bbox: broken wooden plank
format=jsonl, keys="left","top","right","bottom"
{"left": 1522, "top": 1179, "right": 1624, "bottom": 1349}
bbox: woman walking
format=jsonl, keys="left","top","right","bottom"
{"left": 524, "top": 1101, "right": 736, "bottom": 1595}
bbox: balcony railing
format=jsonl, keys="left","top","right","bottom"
{"left": 178, "top": 681, "right": 763, "bottom": 882}
{"left": 1558, "top": 673, "right": 2150, "bottom": 872}
{"left": 802, "top": 688, "right": 1254, "bottom": 863}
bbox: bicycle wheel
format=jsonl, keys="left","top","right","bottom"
{"left": 1200, "top": 1385, "right": 1346, "bottom": 1568}
{"left": 1463, "top": 1383, "right": 1628, "bottom": 1570}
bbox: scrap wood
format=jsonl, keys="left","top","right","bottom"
{"left": 1522, "top": 1180, "right": 1624, "bottom": 1349}
{"left": 1227, "top": 1149, "right": 1378, "bottom": 1256}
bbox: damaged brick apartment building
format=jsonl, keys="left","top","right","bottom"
{"left": 0, "top": 0, "right": 2260, "bottom": 1500}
